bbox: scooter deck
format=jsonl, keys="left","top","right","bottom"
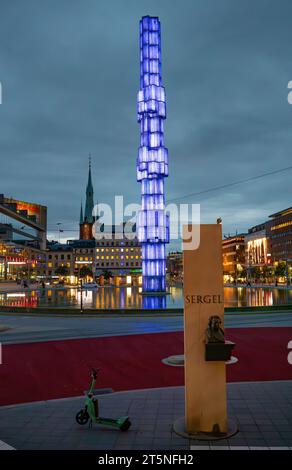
{"left": 97, "top": 416, "right": 129, "bottom": 428}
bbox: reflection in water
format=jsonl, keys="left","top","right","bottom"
{"left": 0, "top": 286, "right": 291, "bottom": 310}
{"left": 142, "top": 295, "right": 167, "bottom": 309}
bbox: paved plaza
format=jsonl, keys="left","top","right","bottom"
{"left": 0, "top": 381, "right": 292, "bottom": 450}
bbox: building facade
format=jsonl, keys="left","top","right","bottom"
{"left": 266, "top": 207, "right": 292, "bottom": 263}
{"left": 94, "top": 225, "right": 142, "bottom": 285}
{"left": 244, "top": 207, "right": 292, "bottom": 283}
{"left": 222, "top": 234, "right": 246, "bottom": 282}
{"left": 0, "top": 195, "right": 47, "bottom": 280}
{"left": 45, "top": 242, "right": 74, "bottom": 279}
{"left": 245, "top": 222, "right": 270, "bottom": 269}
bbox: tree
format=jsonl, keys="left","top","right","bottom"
{"left": 262, "top": 265, "right": 273, "bottom": 282}
{"left": 103, "top": 270, "right": 113, "bottom": 281}
{"left": 79, "top": 266, "right": 93, "bottom": 279}
{"left": 239, "top": 268, "right": 247, "bottom": 280}
{"left": 275, "top": 261, "right": 286, "bottom": 278}
{"left": 55, "top": 266, "right": 69, "bottom": 277}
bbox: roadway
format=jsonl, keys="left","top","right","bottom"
{"left": 0, "top": 310, "right": 292, "bottom": 345}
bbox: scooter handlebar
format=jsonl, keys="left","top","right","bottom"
{"left": 90, "top": 368, "right": 100, "bottom": 380}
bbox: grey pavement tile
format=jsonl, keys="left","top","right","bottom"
{"left": 279, "top": 432, "right": 292, "bottom": 439}
{"left": 152, "top": 438, "right": 173, "bottom": 446}
{"left": 265, "top": 440, "right": 288, "bottom": 447}
{"left": 238, "top": 431, "right": 264, "bottom": 440}
{"left": 245, "top": 439, "right": 267, "bottom": 447}
{"left": 134, "top": 439, "right": 154, "bottom": 447}
{"left": 135, "top": 430, "right": 154, "bottom": 437}
{"left": 171, "top": 445, "right": 190, "bottom": 450}
{"left": 239, "top": 424, "right": 260, "bottom": 432}
{"left": 276, "top": 425, "right": 292, "bottom": 433}
{"left": 257, "top": 424, "right": 280, "bottom": 431}
{"left": 153, "top": 431, "right": 172, "bottom": 439}
{"left": 228, "top": 438, "right": 248, "bottom": 446}
{"left": 190, "top": 445, "right": 211, "bottom": 450}
{"left": 260, "top": 431, "right": 282, "bottom": 438}
{"left": 229, "top": 446, "right": 250, "bottom": 450}
{"left": 254, "top": 419, "right": 273, "bottom": 425}
{"left": 269, "top": 446, "right": 290, "bottom": 450}
{"left": 210, "top": 444, "right": 230, "bottom": 450}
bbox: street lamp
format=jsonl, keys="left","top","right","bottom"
{"left": 80, "top": 277, "right": 83, "bottom": 313}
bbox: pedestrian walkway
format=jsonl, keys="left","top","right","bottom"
{"left": 0, "top": 381, "right": 291, "bottom": 450}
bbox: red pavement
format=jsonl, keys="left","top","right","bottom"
{"left": 0, "top": 327, "right": 292, "bottom": 406}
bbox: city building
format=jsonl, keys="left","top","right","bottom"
{"left": 222, "top": 234, "right": 246, "bottom": 283}
{"left": 0, "top": 195, "right": 47, "bottom": 280}
{"left": 66, "top": 224, "right": 142, "bottom": 285}
{"left": 244, "top": 206, "right": 292, "bottom": 284}
{"left": 222, "top": 233, "right": 246, "bottom": 282}
{"left": 245, "top": 222, "right": 270, "bottom": 269}
{"left": 136, "top": 16, "right": 169, "bottom": 293}
{"left": 69, "top": 239, "right": 96, "bottom": 278}
{"left": 94, "top": 224, "right": 142, "bottom": 285}
{"left": 45, "top": 242, "right": 74, "bottom": 281}
{"left": 266, "top": 207, "right": 292, "bottom": 263}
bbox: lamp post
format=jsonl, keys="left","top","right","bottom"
{"left": 80, "top": 278, "right": 83, "bottom": 313}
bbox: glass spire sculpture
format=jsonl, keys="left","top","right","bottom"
{"left": 137, "top": 16, "right": 169, "bottom": 293}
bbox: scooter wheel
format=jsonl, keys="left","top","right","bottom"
{"left": 76, "top": 409, "right": 89, "bottom": 425}
{"left": 120, "top": 419, "right": 131, "bottom": 432}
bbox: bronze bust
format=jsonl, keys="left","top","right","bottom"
{"left": 205, "top": 315, "right": 225, "bottom": 343}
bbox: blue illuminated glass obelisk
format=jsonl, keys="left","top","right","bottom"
{"left": 137, "top": 16, "right": 169, "bottom": 293}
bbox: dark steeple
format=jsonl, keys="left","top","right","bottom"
{"left": 84, "top": 155, "right": 94, "bottom": 223}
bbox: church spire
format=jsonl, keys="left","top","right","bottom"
{"left": 84, "top": 154, "right": 94, "bottom": 223}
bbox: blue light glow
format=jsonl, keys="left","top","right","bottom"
{"left": 137, "top": 16, "right": 169, "bottom": 293}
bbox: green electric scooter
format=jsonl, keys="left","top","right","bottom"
{"left": 75, "top": 369, "right": 131, "bottom": 431}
